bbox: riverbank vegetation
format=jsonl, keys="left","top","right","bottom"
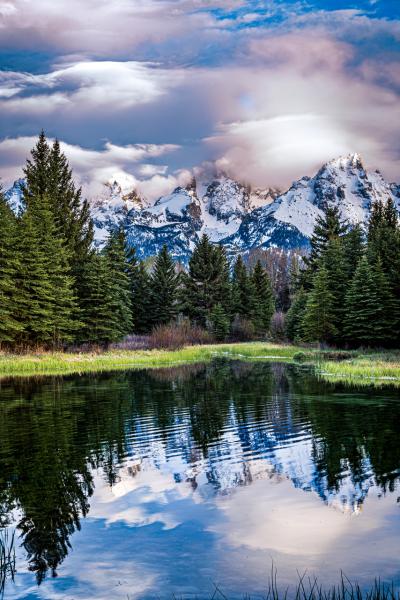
{"left": 0, "top": 342, "right": 399, "bottom": 386}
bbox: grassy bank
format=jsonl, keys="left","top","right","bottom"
{"left": 0, "top": 342, "right": 302, "bottom": 377}
{"left": 0, "top": 343, "right": 399, "bottom": 386}
{"left": 318, "top": 351, "right": 400, "bottom": 387}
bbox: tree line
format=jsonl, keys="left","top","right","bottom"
{"left": 0, "top": 133, "right": 275, "bottom": 349}
{"left": 285, "top": 202, "right": 400, "bottom": 347}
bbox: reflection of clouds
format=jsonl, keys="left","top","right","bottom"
{"left": 209, "top": 478, "right": 400, "bottom": 587}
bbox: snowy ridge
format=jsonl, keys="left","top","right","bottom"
{"left": 5, "top": 154, "right": 400, "bottom": 261}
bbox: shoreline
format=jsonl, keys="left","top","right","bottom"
{"left": 0, "top": 343, "right": 399, "bottom": 386}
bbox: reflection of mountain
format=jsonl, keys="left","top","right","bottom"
{"left": 0, "top": 362, "right": 399, "bottom": 582}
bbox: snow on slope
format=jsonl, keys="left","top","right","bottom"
{"left": 4, "top": 178, "right": 24, "bottom": 214}
{"left": 5, "top": 154, "right": 400, "bottom": 261}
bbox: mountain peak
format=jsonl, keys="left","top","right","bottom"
{"left": 324, "top": 152, "right": 364, "bottom": 172}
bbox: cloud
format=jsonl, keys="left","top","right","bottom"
{"left": 0, "top": 135, "right": 185, "bottom": 201}
{"left": 0, "top": 61, "right": 182, "bottom": 113}
{"left": 0, "top": 3, "right": 399, "bottom": 195}
{"left": 0, "top": 0, "right": 241, "bottom": 58}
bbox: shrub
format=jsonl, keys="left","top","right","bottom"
{"left": 270, "top": 312, "right": 286, "bottom": 341}
{"left": 149, "top": 321, "right": 213, "bottom": 350}
{"left": 293, "top": 351, "right": 312, "bottom": 362}
{"left": 231, "top": 315, "right": 256, "bottom": 341}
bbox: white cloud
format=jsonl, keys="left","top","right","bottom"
{"left": 0, "top": 135, "right": 183, "bottom": 201}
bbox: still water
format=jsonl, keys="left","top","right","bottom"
{"left": 0, "top": 360, "right": 399, "bottom": 599}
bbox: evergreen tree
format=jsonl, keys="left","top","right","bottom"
{"left": 368, "top": 199, "right": 400, "bottom": 300}
{"left": 150, "top": 245, "right": 179, "bottom": 326}
{"left": 78, "top": 253, "right": 121, "bottom": 345}
{"left": 343, "top": 224, "right": 365, "bottom": 279}
{"left": 18, "top": 195, "right": 77, "bottom": 347}
{"left": 0, "top": 191, "right": 23, "bottom": 344}
{"left": 231, "top": 255, "right": 256, "bottom": 319}
{"left": 181, "top": 235, "right": 231, "bottom": 327}
{"left": 371, "top": 259, "right": 399, "bottom": 346}
{"left": 343, "top": 257, "right": 378, "bottom": 347}
{"left": 23, "top": 131, "right": 50, "bottom": 206}
{"left": 285, "top": 287, "right": 307, "bottom": 342}
{"left": 302, "top": 265, "right": 337, "bottom": 343}
{"left": 302, "top": 206, "right": 348, "bottom": 284}
{"left": 209, "top": 303, "right": 230, "bottom": 341}
{"left": 250, "top": 260, "right": 275, "bottom": 334}
{"left": 322, "top": 237, "right": 348, "bottom": 344}
{"left": 47, "top": 139, "right": 94, "bottom": 275}
{"left": 126, "top": 248, "right": 153, "bottom": 333}
{"left": 23, "top": 133, "right": 94, "bottom": 314}
{"left": 103, "top": 229, "right": 133, "bottom": 338}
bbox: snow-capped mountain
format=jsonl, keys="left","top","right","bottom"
{"left": 4, "top": 178, "right": 25, "bottom": 214}
{"left": 4, "top": 154, "right": 400, "bottom": 262}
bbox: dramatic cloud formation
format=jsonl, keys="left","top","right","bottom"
{"left": 0, "top": 0, "right": 399, "bottom": 200}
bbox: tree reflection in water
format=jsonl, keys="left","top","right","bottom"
{"left": 0, "top": 360, "right": 399, "bottom": 583}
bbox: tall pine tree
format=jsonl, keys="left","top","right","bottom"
{"left": 126, "top": 247, "right": 153, "bottom": 333}
{"left": 250, "top": 260, "right": 275, "bottom": 334}
{"left": 343, "top": 256, "right": 378, "bottom": 347}
{"left": 181, "top": 235, "right": 231, "bottom": 327}
{"left": 0, "top": 190, "right": 23, "bottom": 344}
{"left": 302, "top": 265, "right": 337, "bottom": 343}
{"left": 103, "top": 229, "right": 133, "bottom": 339}
{"left": 150, "top": 245, "right": 179, "bottom": 326}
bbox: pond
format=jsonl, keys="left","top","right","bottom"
{"left": 0, "top": 360, "right": 399, "bottom": 599}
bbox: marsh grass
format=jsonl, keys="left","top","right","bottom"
{"left": 0, "top": 343, "right": 399, "bottom": 387}
{"left": 318, "top": 351, "right": 400, "bottom": 387}
{"left": 166, "top": 570, "right": 400, "bottom": 600}
{"left": 0, "top": 342, "right": 302, "bottom": 377}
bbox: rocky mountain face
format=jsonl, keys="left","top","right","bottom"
{"left": 5, "top": 154, "right": 400, "bottom": 262}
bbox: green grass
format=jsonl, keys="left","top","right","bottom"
{"left": 0, "top": 342, "right": 302, "bottom": 377}
{"left": 317, "top": 351, "right": 400, "bottom": 387}
{"left": 0, "top": 343, "right": 399, "bottom": 387}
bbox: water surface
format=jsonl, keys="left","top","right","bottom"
{"left": 0, "top": 360, "right": 399, "bottom": 598}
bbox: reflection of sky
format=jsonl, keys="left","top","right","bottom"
{"left": 7, "top": 463, "right": 400, "bottom": 600}
{"left": 7, "top": 441, "right": 400, "bottom": 599}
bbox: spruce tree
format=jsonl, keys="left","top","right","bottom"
{"left": 103, "top": 229, "right": 133, "bottom": 338}
{"left": 0, "top": 191, "right": 23, "bottom": 344}
{"left": 368, "top": 199, "right": 400, "bottom": 300}
{"left": 302, "top": 265, "right": 337, "bottom": 343}
{"left": 23, "top": 130, "right": 50, "bottom": 206}
{"left": 302, "top": 206, "right": 348, "bottom": 285}
{"left": 126, "top": 247, "right": 153, "bottom": 333}
{"left": 150, "top": 245, "right": 179, "bottom": 326}
{"left": 322, "top": 237, "right": 347, "bottom": 344}
{"left": 181, "top": 234, "right": 231, "bottom": 327}
{"left": 47, "top": 139, "right": 94, "bottom": 276}
{"left": 250, "top": 260, "right": 275, "bottom": 334}
{"left": 231, "top": 255, "right": 256, "bottom": 319}
{"left": 209, "top": 303, "right": 230, "bottom": 341}
{"left": 18, "top": 195, "right": 77, "bottom": 347}
{"left": 343, "top": 256, "right": 378, "bottom": 347}
{"left": 23, "top": 133, "right": 94, "bottom": 314}
{"left": 343, "top": 224, "right": 365, "bottom": 280}
{"left": 285, "top": 287, "right": 307, "bottom": 342}
{"left": 79, "top": 253, "right": 121, "bottom": 345}
{"left": 371, "top": 259, "right": 399, "bottom": 346}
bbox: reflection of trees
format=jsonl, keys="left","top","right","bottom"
{"left": 0, "top": 363, "right": 399, "bottom": 583}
